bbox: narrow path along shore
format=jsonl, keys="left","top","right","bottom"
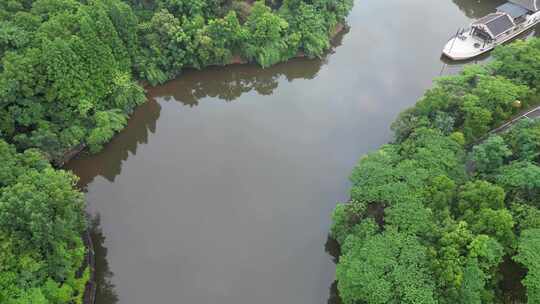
{"left": 82, "top": 229, "right": 96, "bottom": 304}
{"left": 467, "top": 103, "right": 540, "bottom": 172}
{"left": 491, "top": 104, "right": 540, "bottom": 134}
{"left": 470, "top": 103, "right": 540, "bottom": 148}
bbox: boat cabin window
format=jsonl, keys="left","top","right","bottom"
{"left": 472, "top": 27, "right": 492, "bottom": 41}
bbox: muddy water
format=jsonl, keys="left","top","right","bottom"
{"left": 66, "top": 0, "right": 537, "bottom": 303}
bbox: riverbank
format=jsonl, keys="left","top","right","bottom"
{"left": 62, "top": 1, "right": 526, "bottom": 302}
{"left": 331, "top": 37, "right": 540, "bottom": 304}
{"left": 0, "top": 0, "right": 359, "bottom": 302}
{"left": 74, "top": 22, "right": 348, "bottom": 304}
{"left": 59, "top": 22, "right": 347, "bottom": 167}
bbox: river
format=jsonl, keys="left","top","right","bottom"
{"left": 65, "top": 0, "right": 538, "bottom": 303}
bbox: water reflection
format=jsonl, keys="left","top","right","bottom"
{"left": 147, "top": 59, "right": 322, "bottom": 107}
{"left": 90, "top": 216, "right": 119, "bottom": 304}
{"left": 324, "top": 234, "right": 342, "bottom": 304}
{"left": 452, "top": 0, "right": 506, "bottom": 19}
{"left": 327, "top": 281, "right": 342, "bottom": 304}
{"left": 324, "top": 234, "right": 340, "bottom": 264}
{"left": 66, "top": 99, "right": 161, "bottom": 187}
{"left": 65, "top": 0, "right": 537, "bottom": 302}
{"left": 66, "top": 30, "right": 347, "bottom": 186}
{"left": 146, "top": 29, "right": 347, "bottom": 107}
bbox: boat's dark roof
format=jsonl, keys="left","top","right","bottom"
{"left": 509, "top": 0, "right": 539, "bottom": 12}
{"left": 473, "top": 13, "right": 515, "bottom": 38}
{"left": 474, "top": 13, "right": 505, "bottom": 24}
{"left": 497, "top": 2, "right": 529, "bottom": 17}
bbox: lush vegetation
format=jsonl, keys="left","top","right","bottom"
{"left": 331, "top": 38, "right": 540, "bottom": 304}
{"left": 0, "top": 0, "right": 353, "bottom": 302}
{"left": 0, "top": 0, "right": 146, "bottom": 159}
{"left": 0, "top": 0, "right": 352, "bottom": 160}
{"left": 128, "top": 0, "right": 353, "bottom": 83}
{"left": 0, "top": 140, "right": 88, "bottom": 303}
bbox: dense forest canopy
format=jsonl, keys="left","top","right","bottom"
{"left": 0, "top": 0, "right": 353, "bottom": 303}
{"left": 331, "top": 38, "right": 540, "bottom": 304}
{"left": 0, "top": 140, "right": 88, "bottom": 303}
{"left": 0, "top": 0, "right": 353, "bottom": 160}
{"left": 3, "top": 0, "right": 540, "bottom": 302}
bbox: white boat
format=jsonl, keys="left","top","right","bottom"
{"left": 443, "top": 0, "right": 540, "bottom": 60}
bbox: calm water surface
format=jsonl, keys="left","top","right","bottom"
{"left": 66, "top": 0, "right": 538, "bottom": 303}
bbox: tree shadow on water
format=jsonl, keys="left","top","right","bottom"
{"left": 64, "top": 27, "right": 350, "bottom": 186}
{"left": 64, "top": 98, "right": 162, "bottom": 187}
{"left": 146, "top": 27, "right": 348, "bottom": 107}
{"left": 451, "top": 0, "right": 506, "bottom": 19}
{"left": 90, "top": 215, "right": 119, "bottom": 304}
{"left": 325, "top": 234, "right": 341, "bottom": 264}
{"left": 327, "top": 280, "right": 342, "bottom": 304}
{"left": 147, "top": 56, "right": 326, "bottom": 107}
{"left": 325, "top": 234, "right": 342, "bottom": 304}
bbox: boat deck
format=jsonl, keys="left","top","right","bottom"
{"left": 443, "top": 34, "right": 491, "bottom": 60}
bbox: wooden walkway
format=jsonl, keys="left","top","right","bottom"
{"left": 490, "top": 105, "right": 540, "bottom": 135}
{"left": 468, "top": 104, "right": 540, "bottom": 148}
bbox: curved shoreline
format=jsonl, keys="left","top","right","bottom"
{"left": 59, "top": 23, "right": 346, "bottom": 168}
{"left": 77, "top": 22, "right": 347, "bottom": 304}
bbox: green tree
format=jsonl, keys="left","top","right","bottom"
{"left": 336, "top": 230, "right": 437, "bottom": 304}
{"left": 514, "top": 229, "right": 540, "bottom": 304}
{"left": 198, "top": 11, "right": 246, "bottom": 66}
{"left": 243, "top": 1, "right": 289, "bottom": 67}
{"left": 497, "top": 161, "right": 540, "bottom": 203}
{"left": 280, "top": 2, "right": 329, "bottom": 58}
{"left": 461, "top": 94, "right": 492, "bottom": 142}
{"left": 87, "top": 110, "right": 128, "bottom": 153}
{"left": 471, "top": 135, "right": 511, "bottom": 175}
{"left": 330, "top": 200, "right": 366, "bottom": 245}
{"left": 492, "top": 38, "right": 540, "bottom": 88}
{"left": 457, "top": 181, "right": 505, "bottom": 218}
{"left": 0, "top": 140, "right": 87, "bottom": 304}
{"left": 503, "top": 118, "right": 540, "bottom": 162}
{"left": 431, "top": 221, "right": 474, "bottom": 302}
{"left": 470, "top": 74, "right": 529, "bottom": 124}
{"left": 510, "top": 203, "right": 540, "bottom": 232}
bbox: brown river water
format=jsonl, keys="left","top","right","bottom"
{"left": 66, "top": 0, "right": 538, "bottom": 303}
